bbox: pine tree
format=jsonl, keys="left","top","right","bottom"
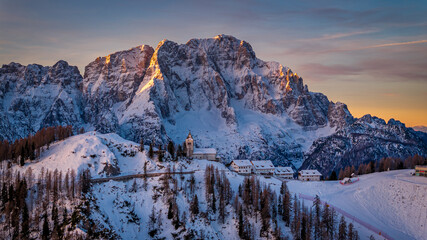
{"left": 139, "top": 139, "right": 144, "bottom": 152}
{"left": 190, "top": 195, "right": 199, "bottom": 216}
{"left": 313, "top": 195, "right": 322, "bottom": 239}
{"left": 177, "top": 144, "right": 183, "bottom": 157}
{"left": 130, "top": 179, "right": 137, "bottom": 192}
{"left": 168, "top": 201, "right": 174, "bottom": 219}
{"left": 301, "top": 213, "right": 307, "bottom": 240}
{"left": 238, "top": 205, "right": 244, "bottom": 238}
{"left": 329, "top": 170, "right": 337, "bottom": 180}
{"left": 158, "top": 145, "right": 163, "bottom": 162}
{"left": 282, "top": 184, "right": 291, "bottom": 226}
{"left": 21, "top": 202, "right": 30, "bottom": 239}
{"left": 338, "top": 215, "right": 347, "bottom": 240}
{"left": 19, "top": 146, "right": 25, "bottom": 166}
{"left": 348, "top": 222, "right": 354, "bottom": 240}
{"left": 148, "top": 143, "right": 154, "bottom": 159}
{"left": 212, "top": 189, "right": 216, "bottom": 213}
{"left": 42, "top": 214, "right": 50, "bottom": 240}
{"left": 167, "top": 141, "right": 175, "bottom": 159}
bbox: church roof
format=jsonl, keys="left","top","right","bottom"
{"left": 193, "top": 148, "right": 216, "bottom": 154}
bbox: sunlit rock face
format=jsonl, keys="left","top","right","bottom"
{"left": 1, "top": 35, "right": 425, "bottom": 173}
{"left": 0, "top": 60, "right": 84, "bottom": 140}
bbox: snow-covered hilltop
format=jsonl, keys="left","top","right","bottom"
{"left": 0, "top": 35, "right": 426, "bottom": 173}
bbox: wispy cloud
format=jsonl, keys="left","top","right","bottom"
{"left": 300, "top": 29, "right": 378, "bottom": 42}
{"left": 361, "top": 39, "right": 427, "bottom": 49}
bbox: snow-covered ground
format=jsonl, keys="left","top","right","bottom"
{"left": 164, "top": 100, "right": 335, "bottom": 168}
{"left": 12, "top": 132, "right": 426, "bottom": 239}
{"left": 14, "top": 132, "right": 155, "bottom": 178}
{"left": 287, "top": 170, "right": 427, "bottom": 240}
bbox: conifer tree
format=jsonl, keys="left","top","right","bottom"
{"left": 329, "top": 170, "right": 337, "bottom": 180}
{"left": 148, "top": 143, "right": 154, "bottom": 159}
{"left": 282, "top": 184, "right": 291, "bottom": 226}
{"left": 301, "top": 213, "right": 307, "bottom": 240}
{"left": 158, "top": 145, "right": 163, "bottom": 162}
{"left": 238, "top": 205, "right": 244, "bottom": 238}
{"left": 21, "top": 202, "right": 30, "bottom": 239}
{"left": 139, "top": 139, "right": 144, "bottom": 152}
{"left": 348, "top": 222, "right": 355, "bottom": 240}
{"left": 313, "top": 195, "right": 322, "bottom": 239}
{"left": 42, "top": 214, "right": 50, "bottom": 240}
{"left": 338, "top": 215, "right": 347, "bottom": 240}
{"left": 190, "top": 195, "right": 199, "bottom": 216}
{"left": 167, "top": 141, "right": 175, "bottom": 159}
{"left": 177, "top": 144, "right": 183, "bottom": 157}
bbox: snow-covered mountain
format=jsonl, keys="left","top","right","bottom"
{"left": 0, "top": 61, "right": 84, "bottom": 140}
{"left": 302, "top": 115, "right": 427, "bottom": 175}
{"left": 0, "top": 35, "right": 426, "bottom": 172}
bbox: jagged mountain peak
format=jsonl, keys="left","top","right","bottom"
{"left": 1, "top": 35, "right": 425, "bottom": 174}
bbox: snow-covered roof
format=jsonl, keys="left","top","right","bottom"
{"left": 299, "top": 170, "right": 322, "bottom": 176}
{"left": 232, "top": 160, "right": 252, "bottom": 167}
{"left": 251, "top": 160, "right": 275, "bottom": 169}
{"left": 275, "top": 167, "right": 294, "bottom": 174}
{"left": 193, "top": 148, "right": 216, "bottom": 154}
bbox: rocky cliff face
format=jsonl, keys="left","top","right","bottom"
{"left": 0, "top": 61, "right": 84, "bottom": 141}
{"left": 1, "top": 35, "right": 425, "bottom": 174}
{"left": 82, "top": 35, "right": 353, "bottom": 167}
{"left": 302, "top": 115, "right": 427, "bottom": 175}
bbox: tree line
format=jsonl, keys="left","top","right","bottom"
{"left": 0, "top": 125, "right": 77, "bottom": 166}
{"left": 330, "top": 154, "right": 427, "bottom": 180}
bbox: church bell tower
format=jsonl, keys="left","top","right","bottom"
{"left": 185, "top": 131, "right": 194, "bottom": 158}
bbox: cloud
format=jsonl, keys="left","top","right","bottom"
{"left": 297, "top": 57, "right": 427, "bottom": 83}
{"left": 299, "top": 29, "right": 378, "bottom": 42}
{"left": 361, "top": 39, "right": 427, "bottom": 49}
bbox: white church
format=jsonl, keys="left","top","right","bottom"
{"left": 185, "top": 132, "right": 219, "bottom": 161}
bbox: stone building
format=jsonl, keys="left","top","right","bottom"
{"left": 185, "top": 131, "right": 218, "bottom": 161}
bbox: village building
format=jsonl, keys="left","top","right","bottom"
{"left": 275, "top": 167, "right": 294, "bottom": 179}
{"left": 415, "top": 165, "right": 427, "bottom": 177}
{"left": 251, "top": 160, "right": 275, "bottom": 175}
{"left": 185, "top": 132, "right": 218, "bottom": 161}
{"left": 298, "top": 170, "right": 322, "bottom": 181}
{"left": 230, "top": 160, "right": 253, "bottom": 174}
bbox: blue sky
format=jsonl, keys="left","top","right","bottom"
{"left": 1, "top": 0, "right": 426, "bottom": 126}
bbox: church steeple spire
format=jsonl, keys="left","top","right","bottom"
{"left": 187, "top": 130, "right": 193, "bottom": 139}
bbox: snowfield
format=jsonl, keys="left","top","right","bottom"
{"left": 12, "top": 132, "right": 427, "bottom": 240}
{"left": 287, "top": 170, "right": 427, "bottom": 240}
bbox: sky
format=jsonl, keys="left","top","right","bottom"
{"left": 0, "top": 0, "right": 426, "bottom": 127}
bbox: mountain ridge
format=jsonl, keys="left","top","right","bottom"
{"left": 0, "top": 34, "right": 425, "bottom": 174}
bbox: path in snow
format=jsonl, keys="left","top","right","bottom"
{"left": 90, "top": 170, "right": 196, "bottom": 183}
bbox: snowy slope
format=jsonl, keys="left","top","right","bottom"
{"left": 15, "top": 132, "right": 155, "bottom": 178}
{"left": 10, "top": 133, "right": 426, "bottom": 240}
{"left": 287, "top": 170, "right": 427, "bottom": 240}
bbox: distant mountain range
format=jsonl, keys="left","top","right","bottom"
{"left": 1, "top": 34, "right": 426, "bottom": 175}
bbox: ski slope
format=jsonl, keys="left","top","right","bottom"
{"left": 287, "top": 170, "right": 427, "bottom": 240}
